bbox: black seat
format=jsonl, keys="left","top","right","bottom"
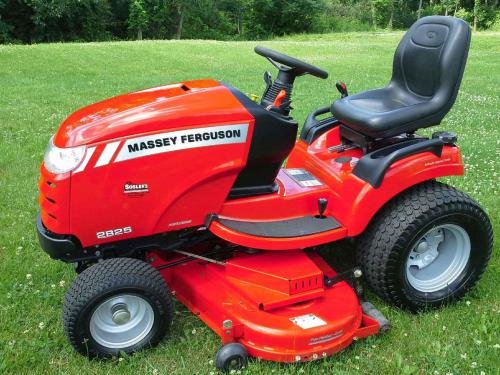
{"left": 331, "top": 16, "right": 471, "bottom": 139}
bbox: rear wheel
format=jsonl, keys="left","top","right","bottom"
{"left": 357, "top": 181, "right": 492, "bottom": 311}
{"left": 63, "top": 258, "right": 174, "bottom": 357}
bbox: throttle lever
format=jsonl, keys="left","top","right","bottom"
{"left": 273, "top": 89, "right": 287, "bottom": 107}
{"left": 336, "top": 81, "right": 349, "bottom": 98}
{"left": 266, "top": 89, "right": 290, "bottom": 114}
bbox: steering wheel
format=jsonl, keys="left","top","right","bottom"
{"left": 254, "top": 45, "right": 329, "bottom": 79}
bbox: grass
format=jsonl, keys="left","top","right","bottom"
{"left": 0, "top": 32, "right": 498, "bottom": 375}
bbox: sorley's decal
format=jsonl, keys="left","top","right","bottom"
{"left": 124, "top": 182, "right": 149, "bottom": 197}
{"left": 114, "top": 124, "right": 249, "bottom": 162}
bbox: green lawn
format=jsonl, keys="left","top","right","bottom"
{"left": 0, "top": 32, "right": 498, "bottom": 375}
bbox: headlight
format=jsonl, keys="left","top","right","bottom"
{"left": 43, "top": 136, "right": 86, "bottom": 174}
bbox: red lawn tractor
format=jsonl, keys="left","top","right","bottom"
{"left": 37, "top": 16, "right": 492, "bottom": 372}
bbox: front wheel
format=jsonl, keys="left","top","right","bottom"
{"left": 63, "top": 258, "right": 174, "bottom": 357}
{"left": 357, "top": 181, "right": 493, "bottom": 311}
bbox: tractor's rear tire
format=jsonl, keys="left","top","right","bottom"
{"left": 357, "top": 181, "right": 492, "bottom": 311}
{"left": 63, "top": 258, "right": 174, "bottom": 357}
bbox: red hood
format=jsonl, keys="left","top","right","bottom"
{"left": 54, "top": 79, "right": 253, "bottom": 147}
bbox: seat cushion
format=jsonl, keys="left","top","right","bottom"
{"left": 331, "top": 86, "right": 436, "bottom": 138}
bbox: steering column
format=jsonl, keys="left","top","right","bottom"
{"left": 255, "top": 45, "right": 329, "bottom": 115}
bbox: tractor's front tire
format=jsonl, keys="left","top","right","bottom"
{"left": 357, "top": 181, "right": 492, "bottom": 311}
{"left": 63, "top": 258, "right": 174, "bottom": 358}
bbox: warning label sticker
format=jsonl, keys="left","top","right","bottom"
{"left": 284, "top": 169, "right": 323, "bottom": 187}
{"left": 290, "top": 314, "right": 327, "bottom": 329}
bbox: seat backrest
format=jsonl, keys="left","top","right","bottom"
{"left": 392, "top": 16, "right": 471, "bottom": 107}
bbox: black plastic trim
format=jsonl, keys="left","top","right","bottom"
{"left": 217, "top": 215, "right": 341, "bottom": 238}
{"left": 352, "top": 138, "right": 444, "bottom": 188}
{"left": 300, "top": 106, "right": 340, "bottom": 144}
{"left": 222, "top": 82, "right": 298, "bottom": 199}
{"left": 228, "top": 182, "right": 279, "bottom": 199}
{"left": 37, "top": 214, "right": 213, "bottom": 263}
{"left": 36, "top": 214, "right": 83, "bottom": 262}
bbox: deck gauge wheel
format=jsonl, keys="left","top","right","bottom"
{"left": 215, "top": 343, "right": 249, "bottom": 372}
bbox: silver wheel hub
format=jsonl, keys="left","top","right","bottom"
{"left": 111, "top": 303, "right": 131, "bottom": 325}
{"left": 406, "top": 224, "right": 471, "bottom": 293}
{"left": 90, "top": 294, "right": 154, "bottom": 349}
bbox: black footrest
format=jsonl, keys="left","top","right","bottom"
{"left": 217, "top": 216, "right": 341, "bottom": 238}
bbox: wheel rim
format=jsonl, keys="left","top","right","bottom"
{"left": 227, "top": 356, "right": 243, "bottom": 371}
{"left": 89, "top": 294, "right": 154, "bottom": 349}
{"left": 405, "top": 224, "right": 471, "bottom": 293}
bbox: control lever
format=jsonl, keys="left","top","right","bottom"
{"left": 273, "top": 89, "right": 287, "bottom": 107}
{"left": 266, "top": 89, "right": 290, "bottom": 114}
{"left": 336, "top": 81, "right": 349, "bottom": 98}
{"left": 317, "top": 198, "right": 328, "bottom": 218}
